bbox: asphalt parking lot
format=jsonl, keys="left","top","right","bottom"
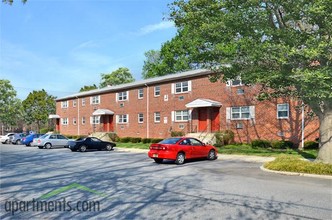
{"left": 1, "top": 144, "right": 331, "bottom": 219}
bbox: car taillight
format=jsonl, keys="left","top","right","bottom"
{"left": 150, "top": 144, "right": 169, "bottom": 150}
{"left": 38, "top": 140, "right": 41, "bottom": 144}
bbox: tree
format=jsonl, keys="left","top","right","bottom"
{"left": 79, "top": 84, "right": 97, "bottom": 92}
{"left": 0, "top": 80, "right": 23, "bottom": 132}
{"left": 100, "top": 67, "right": 135, "bottom": 88}
{"left": 22, "top": 90, "right": 56, "bottom": 132}
{"left": 167, "top": 0, "right": 332, "bottom": 163}
{"left": 2, "top": 0, "right": 27, "bottom": 5}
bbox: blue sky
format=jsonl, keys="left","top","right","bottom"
{"left": 0, "top": 0, "right": 177, "bottom": 100}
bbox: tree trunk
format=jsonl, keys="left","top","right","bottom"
{"left": 316, "top": 109, "right": 332, "bottom": 164}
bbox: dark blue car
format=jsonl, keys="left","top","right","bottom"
{"left": 22, "top": 133, "right": 43, "bottom": 146}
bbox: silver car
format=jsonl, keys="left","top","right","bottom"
{"left": 32, "top": 134, "right": 69, "bottom": 149}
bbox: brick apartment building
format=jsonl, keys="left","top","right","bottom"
{"left": 51, "top": 69, "right": 319, "bottom": 144}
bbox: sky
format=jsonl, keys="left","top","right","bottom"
{"left": 0, "top": 0, "right": 177, "bottom": 100}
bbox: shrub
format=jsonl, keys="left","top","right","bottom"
{"left": 251, "top": 139, "right": 272, "bottom": 148}
{"left": 171, "top": 131, "right": 184, "bottom": 137}
{"left": 108, "top": 132, "right": 119, "bottom": 142}
{"left": 304, "top": 141, "right": 319, "bottom": 149}
{"left": 151, "top": 138, "right": 163, "bottom": 143}
{"left": 40, "top": 128, "right": 49, "bottom": 134}
{"left": 214, "top": 130, "right": 235, "bottom": 146}
{"left": 120, "top": 137, "right": 131, "bottom": 143}
{"left": 131, "top": 137, "right": 142, "bottom": 143}
{"left": 142, "top": 138, "right": 152, "bottom": 144}
{"left": 271, "top": 140, "right": 294, "bottom": 149}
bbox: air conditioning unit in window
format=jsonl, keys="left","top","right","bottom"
{"left": 236, "top": 122, "right": 243, "bottom": 129}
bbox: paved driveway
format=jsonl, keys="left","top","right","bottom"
{"left": 0, "top": 144, "right": 331, "bottom": 219}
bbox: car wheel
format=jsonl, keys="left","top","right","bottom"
{"left": 16, "top": 140, "right": 22, "bottom": 145}
{"left": 207, "top": 150, "right": 216, "bottom": 160}
{"left": 79, "top": 145, "right": 87, "bottom": 152}
{"left": 175, "top": 152, "right": 185, "bottom": 165}
{"left": 38, "top": 146, "right": 43, "bottom": 149}
{"left": 4, "top": 140, "right": 8, "bottom": 144}
{"left": 45, "top": 143, "right": 52, "bottom": 149}
{"left": 154, "top": 158, "right": 163, "bottom": 164}
{"left": 106, "top": 144, "right": 113, "bottom": 151}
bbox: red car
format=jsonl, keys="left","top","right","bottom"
{"left": 148, "top": 137, "right": 218, "bottom": 165}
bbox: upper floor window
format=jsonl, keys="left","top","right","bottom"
{"left": 117, "top": 91, "right": 128, "bottom": 101}
{"left": 231, "top": 106, "right": 254, "bottom": 120}
{"left": 117, "top": 114, "right": 128, "bottom": 124}
{"left": 138, "top": 89, "right": 144, "bottom": 99}
{"left": 73, "top": 100, "right": 77, "bottom": 107}
{"left": 154, "top": 112, "right": 161, "bottom": 123}
{"left": 154, "top": 86, "right": 160, "bottom": 96}
{"left": 277, "top": 103, "right": 289, "bottom": 119}
{"left": 90, "top": 96, "right": 100, "bottom": 105}
{"left": 226, "top": 76, "right": 242, "bottom": 87}
{"left": 82, "top": 98, "right": 86, "bottom": 106}
{"left": 138, "top": 113, "right": 144, "bottom": 123}
{"left": 61, "top": 101, "right": 68, "bottom": 108}
{"left": 175, "top": 110, "right": 189, "bottom": 122}
{"left": 176, "top": 81, "right": 189, "bottom": 93}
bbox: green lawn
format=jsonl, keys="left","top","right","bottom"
{"left": 115, "top": 142, "right": 332, "bottom": 176}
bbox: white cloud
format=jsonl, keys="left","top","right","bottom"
{"left": 138, "top": 20, "right": 175, "bottom": 35}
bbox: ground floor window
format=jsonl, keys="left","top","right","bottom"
{"left": 175, "top": 110, "right": 189, "bottom": 121}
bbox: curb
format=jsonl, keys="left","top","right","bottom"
{"left": 260, "top": 165, "right": 332, "bottom": 180}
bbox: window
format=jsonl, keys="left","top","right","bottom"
{"left": 118, "top": 91, "right": 128, "bottom": 101}
{"left": 237, "top": 88, "right": 244, "bottom": 95}
{"left": 117, "top": 115, "right": 128, "bottom": 123}
{"left": 73, "top": 117, "right": 77, "bottom": 125}
{"left": 175, "top": 110, "right": 189, "bottom": 122}
{"left": 138, "top": 113, "right": 144, "bottom": 123}
{"left": 231, "top": 106, "right": 251, "bottom": 119}
{"left": 82, "top": 117, "right": 86, "bottom": 125}
{"left": 226, "top": 77, "right": 242, "bottom": 87}
{"left": 90, "top": 96, "right": 100, "bottom": 105}
{"left": 154, "top": 86, "right": 160, "bottom": 96}
{"left": 73, "top": 100, "right": 77, "bottom": 107}
{"left": 82, "top": 98, "right": 86, "bottom": 106}
{"left": 277, "top": 103, "right": 289, "bottom": 119}
{"left": 175, "top": 81, "right": 189, "bottom": 93}
{"left": 61, "top": 101, "right": 68, "bottom": 108}
{"left": 154, "top": 112, "right": 160, "bottom": 123}
{"left": 61, "top": 118, "right": 68, "bottom": 125}
{"left": 91, "top": 116, "right": 100, "bottom": 124}
{"left": 138, "top": 89, "right": 144, "bottom": 99}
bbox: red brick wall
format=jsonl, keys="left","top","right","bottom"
{"left": 55, "top": 74, "right": 319, "bottom": 144}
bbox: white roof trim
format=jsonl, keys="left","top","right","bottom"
{"left": 92, "top": 109, "right": 114, "bottom": 116}
{"left": 185, "top": 99, "right": 222, "bottom": 108}
{"left": 49, "top": 114, "right": 60, "bottom": 119}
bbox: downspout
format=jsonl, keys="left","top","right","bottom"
{"left": 77, "top": 96, "right": 80, "bottom": 136}
{"left": 145, "top": 84, "right": 149, "bottom": 138}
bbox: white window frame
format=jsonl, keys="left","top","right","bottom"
{"left": 91, "top": 116, "right": 100, "bottom": 125}
{"left": 73, "top": 117, "right": 77, "bottom": 125}
{"left": 61, "top": 118, "right": 68, "bottom": 125}
{"left": 277, "top": 103, "right": 289, "bottom": 119}
{"left": 175, "top": 110, "right": 189, "bottom": 122}
{"left": 175, "top": 81, "right": 189, "bottom": 94}
{"left": 61, "top": 101, "right": 68, "bottom": 108}
{"left": 117, "top": 91, "right": 128, "bottom": 101}
{"left": 138, "top": 113, "right": 144, "bottom": 123}
{"left": 154, "top": 112, "right": 161, "bottom": 123}
{"left": 226, "top": 76, "right": 243, "bottom": 87}
{"left": 154, "top": 86, "right": 160, "bottom": 97}
{"left": 138, "top": 89, "right": 144, "bottom": 99}
{"left": 82, "top": 117, "right": 86, "bottom": 125}
{"left": 230, "top": 106, "right": 254, "bottom": 120}
{"left": 117, "top": 114, "right": 128, "bottom": 124}
{"left": 90, "top": 96, "right": 100, "bottom": 105}
{"left": 82, "top": 98, "right": 86, "bottom": 106}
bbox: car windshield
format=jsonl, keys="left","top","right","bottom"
{"left": 40, "top": 134, "right": 49, "bottom": 139}
{"left": 159, "top": 138, "right": 182, "bottom": 144}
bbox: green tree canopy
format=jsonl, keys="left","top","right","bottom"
{"left": 79, "top": 84, "right": 98, "bottom": 92}
{"left": 100, "top": 67, "right": 135, "bottom": 88}
{"left": 22, "top": 89, "right": 56, "bottom": 132}
{"left": 2, "top": 0, "right": 27, "bottom": 5}
{"left": 167, "top": 0, "right": 332, "bottom": 163}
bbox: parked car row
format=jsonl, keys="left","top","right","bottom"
{"left": 0, "top": 132, "right": 31, "bottom": 145}
{"left": 1, "top": 133, "right": 217, "bottom": 165}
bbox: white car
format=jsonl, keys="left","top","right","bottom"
{"left": 0, "top": 133, "right": 15, "bottom": 144}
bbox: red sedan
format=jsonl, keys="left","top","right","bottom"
{"left": 148, "top": 137, "right": 218, "bottom": 165}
